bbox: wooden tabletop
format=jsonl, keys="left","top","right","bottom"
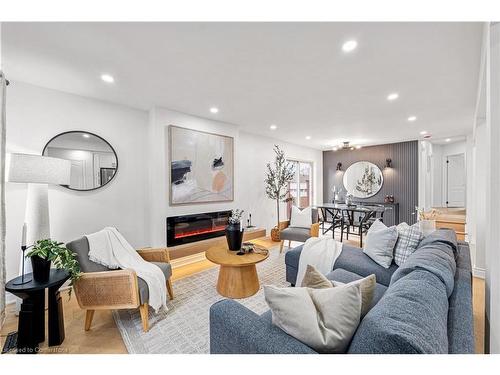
{"left": 206, "top": 243, "right": 269, "bottom": 267}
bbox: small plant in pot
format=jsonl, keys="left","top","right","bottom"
{"left": 27, "top": 239, "right": 81, "bottom": 295}
{"left": 226, "top": 209, "right": 245, "bottom": 251}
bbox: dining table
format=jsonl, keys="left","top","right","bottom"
{"left": 313, "top": 202, "right": 387, "bottom": 246}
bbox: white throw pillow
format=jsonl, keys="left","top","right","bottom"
{"left": 363, "top": 219, "right": 398, "bottom": 269}
{"left": 393, "top": 222, "right": 424, "bottom": 266}
{"left": 264, "top": 284, "right": 361, "bottom": 353}
{"left": 290, "top": 206, "right": 312, "bottom": 228}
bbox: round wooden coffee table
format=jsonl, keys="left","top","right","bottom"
{"left": 206, "top": 243, "right": 269, "bottom": 299}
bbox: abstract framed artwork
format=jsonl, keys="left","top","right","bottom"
{"left": 169, "top": 125, "right": 234, "bottom": 205}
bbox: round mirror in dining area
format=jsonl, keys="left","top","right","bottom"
{"left": 42, "top": 131, "right": 118, "bottom": 191}
{"left": 343, "top": 161, "right": 383, "bottom": 198}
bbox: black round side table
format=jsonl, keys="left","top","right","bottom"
{"left": 6, "top": 269, "right": 70, "bottom": 354}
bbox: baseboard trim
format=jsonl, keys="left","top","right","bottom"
{"left": 170, "top": 252, "right": 207, "bottom": 269}
{"left": 473, "top": 267, "right": 485, "bottom": 279}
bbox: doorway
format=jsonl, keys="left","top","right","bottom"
{"left": 445, "top": 153, "right": 466, "bottom": 207}
{"left": 286, "top": 160, "right": 314, "bottom": 216}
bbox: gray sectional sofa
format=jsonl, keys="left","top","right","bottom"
{"left": 209, "top": 229, "right": 474, "bottom": 354}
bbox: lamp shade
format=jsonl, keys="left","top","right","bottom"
{"left": 6, "top": 153, "right": 71, "bottom": 185}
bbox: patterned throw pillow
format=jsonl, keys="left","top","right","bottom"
{"left": 393, "top": 222, "right": 424, "bottom": 266}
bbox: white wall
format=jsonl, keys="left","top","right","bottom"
{"left": 147, "top": 107, "right": 323, "bottom": 247}
{"left": 5, "top": 82, "right": 150, "bottom": 282}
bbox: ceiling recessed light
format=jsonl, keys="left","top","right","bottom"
{"left": 270, "top": 124, "right": 277, "bottom": 130}
{"left": 210, "top": 107, "right": 219, "bottom": 114}
{"left": 445, "top": 138, "right": 451, "bottom": 142}
{"left": 342, "top": 40, "right": 358, "bottom": 53}
{"left": 408, "top": 116, "right": 417, "bottom": 122}
{"left": 420, "top": 130, "right": 428, "bottom": 135}
{"left": 82, "top": 133, "right": 90, "bottom": 138}
{"left": 305, "top": 136, "right": 311, "bottom": 140}
{"left": 100, "top": 74, "right": 114, "bottom": 83}
{"left": 387, "top": 93, "right": 399, "bottom": 101}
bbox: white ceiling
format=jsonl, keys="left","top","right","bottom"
{"left": 2, "top": 22, "right": 483, "bottom": 150}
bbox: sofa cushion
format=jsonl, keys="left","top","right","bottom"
{"left": 393, "top": 222, "right": 423, "bottom": 266}
{"left": 67, "top": 236, "right": 110, "bottom": 273}
{"left": 417, "top": 228, "right": 458, "bottom": 255}
{"left": 363, "top": 220, "right": 398, "bottom": 268}
{"left": 301, "top": 265, "right": 375, "bottom": 318}
{"left": 290, "top": 206, "right": 312, "bottom": 228}
{"left": 280, "top": 227, "right": 311, "bottom": 242}
{"left": 447, "top": 267, "right": 474, "bottom": 353}
{"left": 333, "top": 244, "right": 398, "bottom": 287}
{"left": 327, "top": 268, "right": 387, "bottom": 308}
{"left": 391, "top": 229, "right": 456, "bottom": 297}
{"left": 456, "top": 241, "right": 472, "bottom": 271}
{"left": 348, "top": 269, "right": 449, "bottom": 354}
{"left": 264, "top": 284, "right": 361, "bottom": 353}
{"left": 301, "top": 264, "right": 333, "bottom": 288}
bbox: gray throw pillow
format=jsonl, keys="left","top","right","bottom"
{"left": 363, "top": 219, "right": 398, "bottom": 268}
{"left": 393, "top": 222, "right": 424, "bottom": 266}
{"left": 264, "top": 284, "right": 362, "bottom": 353}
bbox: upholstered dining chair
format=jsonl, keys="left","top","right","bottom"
{"left": 66, "top": 237, "right": 174, "bottom": 333}
{"left": 278, "top": 207, "right": 320, "bottom": 253}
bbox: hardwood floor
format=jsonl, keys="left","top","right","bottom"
{"left": 0, "top": 236, "right": 486, "bottom": 354}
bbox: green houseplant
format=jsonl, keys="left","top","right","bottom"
{"left": 265, "top": 145, "right": 295, "bottom": 242}
{"left": 27, "top": 239, "right": 81, "bottom": 293}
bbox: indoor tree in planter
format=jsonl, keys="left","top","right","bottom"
{"left": 265, "top": 145, "right": 295, "bottom": 242}
{"left": 27, "top": 239, "right": 81, "bottom": 296}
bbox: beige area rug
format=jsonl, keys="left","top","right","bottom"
{"left": 113, "top": 247, "right": 288, "bottom": 353}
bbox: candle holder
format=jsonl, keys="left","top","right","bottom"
{"left": 13, "top": 245, "right": 32, "bottom": 285}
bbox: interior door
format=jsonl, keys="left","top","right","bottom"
{"left": 446, "top": 153, "right": 466, "bottom": 207}
{"left": 70, "top": 159, "right": 85, "bottom": 190}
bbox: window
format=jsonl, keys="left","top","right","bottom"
{"left": 286, "top": 160, "right": 313, "bottom": 217}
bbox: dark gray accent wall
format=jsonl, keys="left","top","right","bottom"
{"left": 323, "top": 140, "right": 419, "bottom": 225}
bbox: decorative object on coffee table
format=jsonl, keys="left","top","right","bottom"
{"left": 226, "top": 209, "right": 245, "bottom": 250}
{"left": 265, "top": 145, "right": 295, "bottom": 242}
{"left": 206, "top": 241, "right": 270, "bottom": 298}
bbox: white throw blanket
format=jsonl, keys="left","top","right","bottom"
{"left": 86, "top": 227, "right": 168, "bottom": 312}
{"left": 296, "top": 237, "right": 343, "bottom": 286}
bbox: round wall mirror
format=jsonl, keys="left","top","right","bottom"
{"left": 42, "top": 131, "right": 118, "bottom": 191}
{"left": 343, "top": 161, "right": 383, "bottom": 198}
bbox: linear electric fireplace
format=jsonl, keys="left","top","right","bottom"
{"left": 166, "top": 210, "right": 232, "bottom": 247}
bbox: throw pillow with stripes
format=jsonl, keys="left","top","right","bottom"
{"left": 394, "top": 222, "right": 424, "bottom": 266}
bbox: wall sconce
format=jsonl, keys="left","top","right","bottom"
{"left": 336, "top": 162, "right": 342, "bottom": 171}
{"left": 385, "top": 158, "right": 392, "bottom": 169}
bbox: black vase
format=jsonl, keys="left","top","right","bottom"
{"left": 31, "top": 256, "right": 52, "bottom": 283}
{"left": 226, "top": 223, "right": 244, "bottom": 251}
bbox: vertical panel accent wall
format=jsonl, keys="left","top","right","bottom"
{"left": 323, "top": 140, "right": 419, "bottom": 225}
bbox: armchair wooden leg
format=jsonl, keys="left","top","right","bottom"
{"left": 280, "top": 240, "right": 284, "bottom": 253}
{"left": 167, "top": 278, "right": 174, "bottom": 300}
{"left": 139, "top": 303, "right": 149, "bottom": 332}
{"left": 85, "top": 310, "right": 95, "bottom": 331}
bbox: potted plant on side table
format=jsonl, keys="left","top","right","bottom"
{"left": 226, "top": 209, "right": 245, "bottom": 250}
{"left": 265, "top": 145, "right": 295, "bottom": 242}
{"left": 27, "top": 239, "right": 81, "bottom": 294}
